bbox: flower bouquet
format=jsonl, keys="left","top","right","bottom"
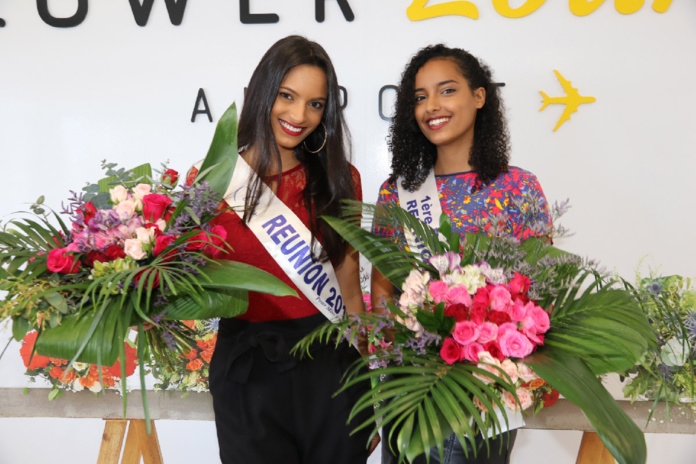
{"left": 0, "top": 104, "right": 296, "bottom": 424}
{"left": 294, "top": 202, "right": 655, "bottom": 464}
{"left": 151, "top": 319, "right": 217, "bottom": 394}
{"left": 622, "top": 272, "right": 695, "bottom": 407}
{"left": 20, "top": 331, "right": 138, "bottom": 399}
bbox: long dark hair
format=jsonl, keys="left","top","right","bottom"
{"left": 237, "top": 35, "right": 355, "bottom": 264}
{"left": 388, "top": 44, "right": 510, "bottom": 191}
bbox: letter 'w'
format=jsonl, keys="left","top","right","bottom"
{"left": 129, "top": 0, "right": 188, "bottom": 26}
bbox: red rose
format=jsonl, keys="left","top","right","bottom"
{"left": 162, "top": 169, "right": 179, "bottom": 187}
{"left": 186, "top": 229, "right": 207, "bottom": 251}
{"left": 203, "top": 225, "right": 228, "bottom": 259}
{"left": 153, "top": 235, "right": 176, "bottom": 259}
{"left": 509, "top": 272, "right": 531, "bottom": 296}
{"left": 444, "top": 303, "right": 469, "bottom": 322}
{"left": 82, "top": 202, "right": 97, "bottom": 223}
{"left": 46, "top": 248, "right": 81, "bottom": 274}
{"left": 135, "top": 268, "right": 160, "bottom": 289}
{"left": 84, "top": 250, "right": 108, "bottom": 267}
{"left": 142, "top": 194, "right": 172, "bottom": 222}
{"left": 186, "top": 359, "right": 204, "bottom": 371}
{"left": 144, "top": 223, "right": 163, "bottom": 237}
{"left": 483, "top": 341, "right": 505, "bottom": 362}
{"left": 488, "top": 310, "right": 511, "bottom": 325}
{"left": 104, "top": 245, "right": 126, "bottom": 261}
{"left": 469, "top": 304, "right": 488, "bottom": 325}
{"left": 542, "top": 389, "right": 560, "bottom": 407}
{"left": 440, "top": 337, "right": 463, "bottom": 365}
{"left": 472, "top": 286, "right": 490, "bottom": 308}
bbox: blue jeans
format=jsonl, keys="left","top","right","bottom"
{"left": 382, "top": 429, "right": 517, "bottom": 464}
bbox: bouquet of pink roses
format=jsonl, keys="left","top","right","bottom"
{"left": 294, "top": 202, "right": 653, "bottom": 464}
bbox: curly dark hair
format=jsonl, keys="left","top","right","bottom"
{"left": 388, "top": 44, "right": 510, "bottom": 191}
{"left": 238, "top": 35, "right": 355, "bottom": 265}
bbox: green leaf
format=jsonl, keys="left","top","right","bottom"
{"left": 161, "top": 290, "right": 249, "bottom": 321}
{"left": 43, "top": 292, "right": 69, "bottom": 314}
{"left": 98, "top": 164, "right": 153, "bottom": 192}
{"left": 34, "top": 302, "right": 125, "bottom": 365}
{"left": 199, "top": 260, "right": 298, "bottom": 297}
{"left": 194, "top": 103, "right": 239, "bottom": 200}
{"left": 12, "top": 317, "right": 31, "bottom": 341}
{"left": 526, "top": 351, "right": 646, "bottom": 464}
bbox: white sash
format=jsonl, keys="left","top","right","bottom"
{"left": 197, "top": 157, "right": 346, "bottom": 323}
{"left": 397, "top": 170, "right": 445, "bottom": 262}
{"left": 398, "top": 168, "right": 525, "bottom": 434}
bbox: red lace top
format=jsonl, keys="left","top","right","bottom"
{"left": 187, "top": 162, "right": 362, "bottom": 321}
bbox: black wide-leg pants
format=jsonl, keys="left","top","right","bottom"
{"left": 209, "top": 314, "right": 371, "bottom": 464}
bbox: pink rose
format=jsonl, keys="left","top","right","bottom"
{"left": 440, "top": 337, "right": 463, "bottom": 365}
{"left": 521, "top": 316, "right": 543, "bottom": 345}
{"left": 501, "top": 390, "right": 522, "bottom": 412}
{"left": 428, "top": 280, "right": 450, "bottom": 304}
{"left": 453, "top": 321, "right": 480, "bottom": 346}
{"left": 500, "top": 359, "right": 519, "bottom": 384}
{"left": 516, "top": 388, "right": 534, "bottom": 410}
{"left": 477, "top": 322, "right": 499, "bottom": 344}
{"left": 498, "top": 330, "right": 534, "bottom": 359}
{"left": 131, "top": 183, "right": 152, "bottom": 201}
{"left": 445, "top": 285, "right": 472, "bottom": 306}
{"left": 46, "top": 248, "right": 81, "bottom": 274}
{"left": 489, "top": 285, "right": 512, "bottom": 313}
{"left": 114, "top": 199, "right": 137, "bottom": 219}
{"left": 509, "top": 299, "right": 527, "bottom": 322}
{"left": 462, "top": 342, "right": 484, "bottom": 362}
{"left": 142, "top": 194, "right": 173, "bottom": 222}
{"left": 473, "top": 395, "right": 489, "bottom": 412}
{"left": 497, "top": 322, "right": 518, "bottom": 339}
{"left": 526, "top": 304, "right": 550, "bottom": 334}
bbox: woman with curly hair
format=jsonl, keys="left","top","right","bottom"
{"left": 373, "top": 44, "right": 553, "bottom": 464}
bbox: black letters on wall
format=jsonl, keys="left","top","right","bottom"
{"left": 192, "top": 88, "right": 213, "bottom": 123}
{"left": 0, "top": 18, "right": 5, "bottom": 27}
{"left": 37, "top": 0, "right": 88, "bottom": 28}
{"left": 240, "top": 0, "right": 279, "bottom": 24}
{"left": 129, "top": 0, "right": 188, "bottom": 27}
{"left": 379, "top": 85, "right": 397, "bottom": 122}
{"left": 316, "top": 0, "right": 354, "bottom": 22}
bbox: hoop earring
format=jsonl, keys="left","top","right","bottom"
{"left": 303, "top": 122, "right": 327, "bottom": 154}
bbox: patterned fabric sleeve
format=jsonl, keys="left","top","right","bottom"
{"left": 372, "top": 177, "right": 400, "bottom": 240}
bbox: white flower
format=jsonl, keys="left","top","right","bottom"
{"left": 72, "top": 381, "right": 84, "bottom": 392}
{"left": 110, "top": 185, "right": 129, "bottom": 204}
{"left": 500, "top": 359, "right": 519, "bottom": 384}
{"left": 89, "top": 382, "right": 103, "bottom": 393}
{"left": 448, "top": 265, "right": 487, "bottom": 294}
{"left": 114, "top": 199, "right": 137, "bottom": 220}
{"left": 72, "top": 362, "right": 89, "bottom": 371}
{"left": 478, "top": 262, "right": 507, "bottom": 284}
{"left": 155, "top": 219, "right": 167, "bottom": 232}
{"left": 124, "top": 238, "right": 147, "bottom": 260}
{"left": 402, "top": 269, "right": 430, "bottom": 293}
{"left": 131, "top": 183, "right": 152, "bottom": 201}
{"left": 517, "top": 362, "right": 539, "bottom": 383}
{"left": 135, "top": 226, "right": 156, "bottom": 245}
{"left": 661, "top": 338, "right": 688, "bottom": 367}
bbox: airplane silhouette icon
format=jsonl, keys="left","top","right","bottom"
{"left": 540, "top": 70, "right": 596, "bottom": 131}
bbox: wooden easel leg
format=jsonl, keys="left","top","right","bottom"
{"left": 132, "top": 419, "right": 164, "bottom": 464}
{"left": 97, "top": 420, "right": 128, "bottom": 464}
{"left": 576, "top": 431, "right": 615, "bottom": 464}
{"left": 97, "top": 419, "right": 163, "bottom": 464}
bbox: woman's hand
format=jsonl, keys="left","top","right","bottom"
{"left": 368, "top": 433, "right": 381, "bottom": 456}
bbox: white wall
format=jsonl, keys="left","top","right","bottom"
{"left": 1, "top": 1, "right": 695, "bottom": 462}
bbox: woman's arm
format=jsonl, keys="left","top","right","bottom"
{"left": 335, "top": 245, "right": 369, "bottom": 356}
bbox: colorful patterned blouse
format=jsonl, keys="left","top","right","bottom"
{"left": 374, "top": 167, "right": 552, "bottom": 243}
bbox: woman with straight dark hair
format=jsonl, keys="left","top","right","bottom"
{"left": 188, "top": 35, "right": 375, "bottom": 463}
{"left": 373, "top": 44, "right": 553, "bottom": 464}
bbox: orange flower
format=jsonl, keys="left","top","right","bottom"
{"left": 186, "top": 359, "right": 204, "bottom": 371}
{"left": 61, "top": 370, "right": 77, "bottom": 384}
{"left": 108, "top": 343, "right": 138, "bottom": 378}
{"left": 182, "top": 320, "right": 196, "bottom": 330}
{"left": 200, "top": 350, "right": 214, "bottom": 364}
{"left": 49, "top": 357, "right": 68, "bottom": 366}
{"left": 20, "top": 332, "right": 51, "bottom": 370}
{"left": 184, "top": 348, "right": 199, "bottom": 360}
{"left": 79, "top": 376, "right": 96, "bottom": 389}
{"left": 529, "top": 379, "right": 546, "bottom": 390}
{"left": 49, "top": 366, "right": 63, "bottom": 379}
